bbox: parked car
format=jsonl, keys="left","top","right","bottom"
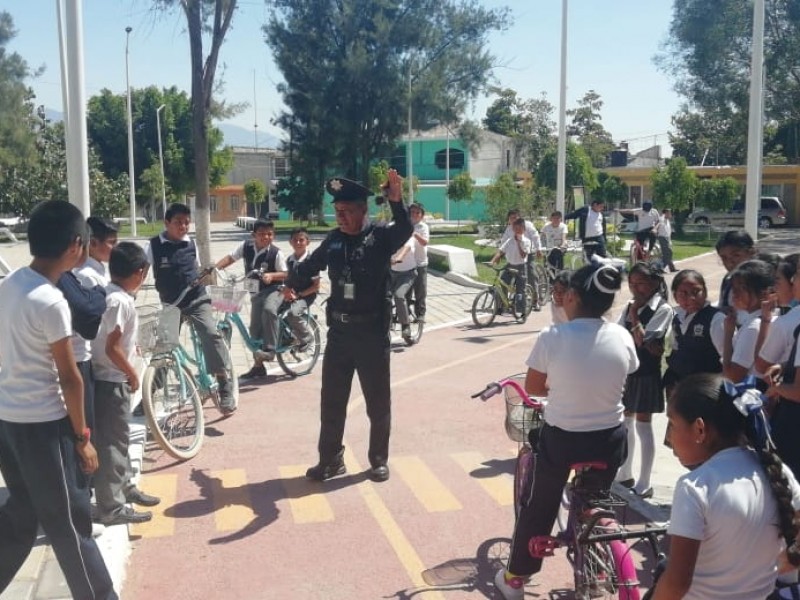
{"left": 688, "top": 197, "right": 787, "bottom": 229}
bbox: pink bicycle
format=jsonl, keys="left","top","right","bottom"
{"left": 472, "top": 376, "right": 666, "bottom": 600}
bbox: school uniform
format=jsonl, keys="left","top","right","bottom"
{"left": 655, "top": 216, "right": 676, "bottom": 271}
{"left": 632, "top": 207, "right": 660, "bottom": 251}
{"left": 541, "top": 222, "right": 568, "bottom": 270}
{"left": 500, "top": 220, "right": 541, "bottom": 284}
{"left": 564, "top": 206, "right": 607, "bottom": 259}
{"left": 91, "top": 283, "right": 139, "bottom": 521}
{"left": 498, "top": 235, "right": 531, "bottom": 314}
{"left": 664, "top": 304, "right": 724, "bottom": 389}
{"left": 409, "top": 220, "right": 430, "bottom": 320}
{"left": 731, "top": 310, "right": 774, "bottom": 377}
{"left": 0, "top": 267, "right": 116, "bottom": 599}
{"left": 770, "top": 319, "right": 800, "bottom": 479}
{"left": 284, "top": 250, "right": 316, "bottom": 346}
{"left": 619, "top": 294, "right": 673, "bottom": 414}
{"left": 506, "top": 318, "right": 639, "bottom": 577}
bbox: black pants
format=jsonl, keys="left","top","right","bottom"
{"left": 547, "top": 248, "right": 564, "bottom": 271}
{"left": 582, "top": 236, "right": 607, "bottom": 261}
{"left": 318, "top": 322, "right": 391, "bottom": 468}
{"left": 508, "top": 422, "right": 627, "bottom": 576}
{"left": 635, "top": 230, "right": 656, "bottom": 252}
{"left": 501, "top": 265, "right": 528, "bottom": 314}
{"left": 406, "top": 265, "right": 427, "bottom": 319}
{"left": 772, "top": 401, "right": 800, "bottom": 480}
{"left": 0, "top": 418, "right": 117, "bottom": 599}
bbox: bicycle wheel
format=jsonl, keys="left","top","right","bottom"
{"left": 567, "top": 250, "right": 584, "bottom": 270}
{"left": 471, "top": 289, "right": 498, "bottom": 327}
{"left": 647, "top": 241, "right": 662, "bottom": 268}
{"left": 574, "top": 521, "right": 639, "bottom": 600}
{"left": 514, "top": 445, "right": 535, "bottom": 520}
{"left": 512, "top": 285, "right": 535, "bottom": 322}
{"left": 141, "top": 359, "right": 204, "bottom": 460}
{"left": 407, "top": 303, "right": 424, "bottom": 345}
{"left": 277, "top": 313, "right": 322, "bottom": 377}
{"left": 533, "top": 263, "right": 551, "bottom": 307}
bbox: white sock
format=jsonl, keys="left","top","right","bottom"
{"left": 616, "top": 416, "right": 636, "bottom": 481}
{"left": 635, "top": 420, "right": 655, "bottom": 493}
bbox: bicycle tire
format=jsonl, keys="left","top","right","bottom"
{"left": 514, "top": 445, "right": 534, "bottom": 520}
{"left": 407, "top": 303, "right": 424, "bottom": 345}
{"left": 277, "top": 313, "right": 322, "bottom": 377}
{"left": 512, "top": 285, "right": 535, "bottom": 322}
{"left": 471, "top": 289, "right": 497, "bottom": 327}
{"left": 535, "top": 264, "right": 551, "bottom": 307}
{"left": 141, "top": 359, "right": 204, "bottom": 460}
{"left": 574, "top": 519, "right": 640, "bottom": 600}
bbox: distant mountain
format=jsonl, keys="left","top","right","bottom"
{"left": 217, "top": 123, "right": 281, "bottom": 149}
{"left": 45, "top": 108, "right": 64, "bottom": 123}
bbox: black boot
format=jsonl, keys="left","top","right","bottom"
{"left": 306, "top": 447, "right": 346, "bottom": 481}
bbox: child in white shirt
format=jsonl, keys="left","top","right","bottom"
{"left": 492, "top": 218, "right": 532, "bottom": 316}
{"left": 541, "top": 211, "right": 568, "bottom": 271}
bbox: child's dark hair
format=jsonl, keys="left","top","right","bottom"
{"left": 252, "top": 219, "right": 275, "bottom": 233}
{"left": 551, "top": 210, "right": 563, "bottom": 218}
{"left": 671, "top": 373, "right": 800, "bottom": 567}
{"left": 165, "top": 202, "right": 191, "bottom": 221}
{"left": 755, "top": 252, "right": 781, "bottom": 273}
{"left": 777, "top": 253, "right": 800, "bottom": 284}
{"left": 670, "top": 269, "right": 707, "bottom": 296}
{"left": 506, "top": 208, "right": 521, "bottom": 220}
{"left": 552, "top": 270, "right": 571, "bottom": 289}
{"left": 628, "top": 261, "right": 669, "bottom": 302}
{"left": 28, "top": 200, "right": 86, "bottom": 259}
{"left": 729, "top": 259, "right": 775, "bottom": 298}
{"left": 409, "top": 202, "right": 425, "bottom": 215}
{"left": 715, "top": 229, "right": 755, "bottom": 253}
{"left": 513, "top": 217, "right": 525, "bottom": 228}
{"left": 290, "top": 226, "right": 308, "bottom": 239}
{"left": 109, "top": 242, "right": 149, "bottom": 279}
{"left": 86, "top": 216, "right": 118, "bottom": 242}
{"left": 569, "top": 264, "right": 622, "bottom": 317}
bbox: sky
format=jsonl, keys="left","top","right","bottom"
{"left": 8, "top": 0, "right": 683, "bottom": 155}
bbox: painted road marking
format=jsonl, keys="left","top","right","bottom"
{"left": 344, "top": 447, "right": 446, "bottom": 600}
{"left": 129, "top": 474, "right": 178, "bottom": 538}
{"left": 392, "top": 456, "right": 462, "bottom": 513}
{"left": 278, "top": 465, "right": 335, "bottom": 524}
{"left": 210, "top": 469, "right": 256, "bottom": 532}
{"left": 450, "top": 451, "right": 513, "bottom": 507}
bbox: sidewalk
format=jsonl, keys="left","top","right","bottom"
{"left": 0, "top": 224, "right": 791, "bottom": 597}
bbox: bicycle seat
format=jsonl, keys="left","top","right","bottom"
{"left": 570, "top": 461, "right": 607, "bottom": 472}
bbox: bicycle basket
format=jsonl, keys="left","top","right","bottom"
{"left": 503, "top": 375, "right": 544, "bottom": 443}
{"left": 138, "top": 304, "right": 182, "bottom": 354}
{"left": 208, "top": 284, "right": 248, "bottom": 313}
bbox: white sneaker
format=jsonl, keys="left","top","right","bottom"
{"left": 494, "top": 569, "right": 524, "bottom": 600}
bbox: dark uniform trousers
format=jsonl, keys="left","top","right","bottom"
{"left": 319, "top": 322, "right": 391, "bottom": 468}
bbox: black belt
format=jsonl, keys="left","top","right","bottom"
{"left": 329, "top": 310, "right": 380, "bottom": 324}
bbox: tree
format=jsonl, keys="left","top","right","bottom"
{"left": 274, "top": 174, "right": 320, "bottom": 222}
{"left": 446, "top": 171, "right": 474, "bottom": 234}
{"left": 244, "top": 178, "right": 266, "bottom": 205}
{"left": 152, "top": 0, "right": 238, "bottom": 265}
{"left": 660, "top": 0, "right": 800, "bottom": 164}
{"left": 482, "top": 172, "right": 529, "bottom": 234}
{"left": 535, "top": 143, "right": 598, "bottom": 198}
{"left": 694, "top": 177, "right": 740, "bottom": 212}
{"left": 484, "top": 88, "right": 556, "bottom": 172}
{"left": 567, "top": 90, "right": 615, "bottom": 168}
{"left": 0, "top": 12, "right": 38, "bottom": 187}
{"left": 265, "top": 0, "right": 510, "bottom": 217}
{"left": 650, "top": 157, "right": 698, "bottom": 232}
{"left": 592, "top": 172, "right": 628, "bottom": 207}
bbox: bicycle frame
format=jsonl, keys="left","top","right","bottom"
{"left": 219, "top": 305, "right": 316, "bottom": 354}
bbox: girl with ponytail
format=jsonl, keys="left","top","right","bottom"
{"left": 495, "top": 263, "right": 639, "bottom": 599}
{"left": 653, "top": 374, "right": 800, "bottom": 600}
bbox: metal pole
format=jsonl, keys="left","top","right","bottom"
{"left": 63, "top": 0, "right": 90, "bottom": 216}
{"left": 556, "top": 0, "right": 568, "bottom": 214}
{"left": 445, "top": 125, "right": 450, "bottom": 221}
{"left": 744, "top": 0, "right": 765, "bottom": 240}
{"left": 407, "top": 65, "right": 414, "bottom": 204}
{"left": 55, "top": 0, "right": 69, "bottom": 132}
{"left": 125, "top": 26, "right": 137, "bottom": 236}
{"left": 156, "top": 103, "right": 167, "bottom": 218}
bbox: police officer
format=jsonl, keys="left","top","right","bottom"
{"left": 287, "top": 169, "right": 412, "bottom": 483}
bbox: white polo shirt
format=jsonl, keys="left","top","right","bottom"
{"left": 542, "top": 222, "right": 568, "bottom": 249}
{"left": 585, "top": 209, "right": 604, "bottom": 238}
{"left": 498, "top": 235, "right": 531, "bottom": 266}
{"left": 759, "top": 305, "right": 800, "bottom": 366}
{"left": 413, "top": 221, "right": 430, "bottom": 267}
{"left": 91, "top": 283, "right": 138, "bottom": 383}
{"left": 391, "top": 237, "right": 417, "bottom": 273}
{"left": 501, "top": 220, "right": 541, "bottom": 252}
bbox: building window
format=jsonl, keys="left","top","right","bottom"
{"left": 274, "top": 157, "right": 289, "bottom": 178}
{"left": 210, "top": 195, "right": 218, "bottom": 213}
{"left": 434, "top": 148, "right": 465, "bottom": 170}
{"left": 230, "top": 195, "right": 240, "bottom": 212}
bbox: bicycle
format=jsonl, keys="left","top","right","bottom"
{"left": 137, "top": 275, "right": 239, "bottom": 460}
{"left": 212, "top": 270, "right": 322, "bottom": 377}
{"left": 472, "top": 376, "right": 668, "bottom": 600}
{"left": 629, "top": 232, "right": 662, "bottom": 268}
{"left": 471, "top": 263, "right": 535, "bottom": 328}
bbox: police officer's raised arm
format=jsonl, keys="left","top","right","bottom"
{"left": 385, "top": 170, "right": 413, "bottom": 253}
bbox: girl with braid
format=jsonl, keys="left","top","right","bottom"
{"left": 653, "top": 374, "right": 800, "bottom": 600}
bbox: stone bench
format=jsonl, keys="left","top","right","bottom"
{"left": 428, "top": 244, "right": 477, "bottom": 277}
{"left": 0, "top": 227, "right": 18, "bottom": 243}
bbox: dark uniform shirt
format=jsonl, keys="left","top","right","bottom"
{"left": 289, "top": 201, "right": 413, "bottom": 327}
{"left": 149, "top": 234, "right": 203, "bottom": 308}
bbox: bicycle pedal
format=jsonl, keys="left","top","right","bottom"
{"left": 529, "top": 535, "right": 560, "bottom": 558}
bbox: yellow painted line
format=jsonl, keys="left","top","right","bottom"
{"left": 129, "top": 474, "right": 178, "bottom": 538}
{"left": 450, "top": 451, "right": 513, "bottom": 507}
{"left": 278, "top": 465, "right": 335, "bottom": 524}
{"left": 211, "top": 469, "right": 256, "bottom": 532}
{"left": 344, "top": 448, "right": 446, "bottom": 600}
{"left": 392, "top": 456, "right": 462, "bottom": 513}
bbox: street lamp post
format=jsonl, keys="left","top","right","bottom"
{"left": 125, "top": 26, "right": 137, "bottom": 236}
{"left": 156, "top": 103, "right": 167, "bottom": 218}
{"left": 407, "top": 66, "right": 414, "bottom": 204}
{"left": 445, "top": 124, "right": 450, "bottom": 221}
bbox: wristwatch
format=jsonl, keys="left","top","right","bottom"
{"left": 75, "top": 427, "right": 91, "bottom": 444}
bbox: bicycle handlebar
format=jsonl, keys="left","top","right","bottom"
{"left": 167, "top": 266, "right": 215, "bottom": 308}
{"left": 470, "top": 378, "right": 545, "bottom": 409}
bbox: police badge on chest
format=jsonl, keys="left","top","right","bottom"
{"left": 692, "top": 323, "right": 705, "bottom": 337}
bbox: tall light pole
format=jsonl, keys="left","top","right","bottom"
{"left": 156, "top": 103, "right": 167, "bottom": 218}
{"left": 407, "top": 66, "right": 414, "bottom": 204}
{"left": 556, "top": 0, "right": 569, "bottom": 213}
{"left": 744, "top": 0, "right": 765, "bottom": 240}
{"left": 445, "top": 123, "right": 450, "bottom": 221}
{"left": 125, "top": 26, "right": 137, "bottom": 236}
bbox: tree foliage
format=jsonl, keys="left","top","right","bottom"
{"left": 661, "top": 0, "right": 800, "bottom": 164}
{"left": 265, "top": 0, "right": 510, "bottom": 217}
{"left": 535, "top": 143, "right": 598, "bottom": 195}
{"left": 650, "top": 156, "right": 698, "bottom": 221}
{"left": 566, "top": 90, "right": 615, "bottom": 168}
{"left": 592, "top": 172, "right": 628, "bottom": 207}
{"left": 694, "top": 176, "right": 740, "bottom": 211}
{"left": 244, "top": 178, "right": 267, "bottom": 205}
{"left": 274, "top": 174, "right": 321, "bottom": 222}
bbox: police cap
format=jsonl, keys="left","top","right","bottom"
{"left": 326, "top": 177, "right": 371, "bottom": 203}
